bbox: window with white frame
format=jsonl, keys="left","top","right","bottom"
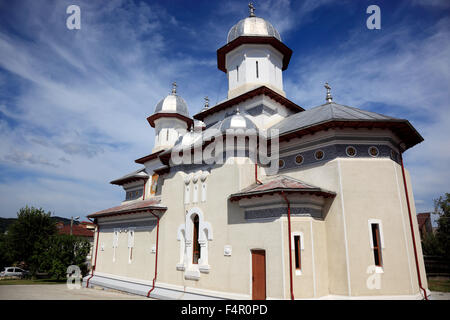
{"left": 368, "top": 219, "right": 384, "bottom": 269}
{"left": 200, "top": 171, "right": 209, "bottom": 202}
{"left": 184, "top": 174, "right": 191, "bottom": 204}
{"left": 112, "top": 229, "right": 119, "bottom": 262}
{"left": 128, "top": 228, "right": 135, "bottom": 264}
{"left": 177, "top": 208, "right": 213, "bottom": 279}
{"left": 291, "top": 232, "right": 304, "bottom": 275}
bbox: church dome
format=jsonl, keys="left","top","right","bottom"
{"left": 227, "top": 16, "right": 281, "bottom": 43}
{"left": 153, "top": 83, "right": 190, "bottom": 118}
{"left": 219, "top": 108, "right": 258, "bottom": 132}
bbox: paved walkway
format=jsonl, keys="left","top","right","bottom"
{"left": 429, "top": 291, "right": 450, "bottom": 300}
{"left": 0, "top": 284, "right": 150, "bottom": 300}
{"left": 1, "top": 284, "right": 448, "bottom": 300}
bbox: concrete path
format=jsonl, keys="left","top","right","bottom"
{"left": 429, "top": 291, "right": 450, "bottom": 300}
{"left": 0, "top": 284, "right": 151, "bottom": 300}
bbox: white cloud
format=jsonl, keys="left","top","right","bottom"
{"left": 285, "top": 14, "right": 450, "bottom": 213}
{"left": 0, "top": 0, "right": 448, "bottom": 220}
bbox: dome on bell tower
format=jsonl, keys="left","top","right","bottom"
{"left": 217, "top": 3, "right": 292, "bottom": 99}
{"left": 153, "top": 82, "right": 189, "bottom": 118}
{"left": 227, "top": 16, "right": 281, "bottom": 43}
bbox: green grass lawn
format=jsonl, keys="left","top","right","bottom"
{"left": 0, "top": 278, "right": 67, "bottom": 285}
{"left": 428, "top": 277, "right": 450, "bottom": 292}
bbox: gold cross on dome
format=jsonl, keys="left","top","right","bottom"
{"left": 249, "top": 2, "right": 255, "bottom": 17}
{"left": 324, "top": 82, "right": 333, "bottom": 102}
{"left": 171, "top": 82, "right": 177, "bottom": 94}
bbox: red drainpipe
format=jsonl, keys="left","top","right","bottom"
{"left": 86, "top": 222, "right": 100, "bottom": 288}
{"left": 142, "top": 180, "right": 146, "bottom": 200}
{"left": 255, "top": 163, "right": 262, "bottom": 185}
{"left": 147, "top": 211, "right": 160, "bottom": 298}
{"left": 281, "top": 191, "right": 294, "bottom": 300}
{"left": 399, "top": 154, "right": 428, "bottom": 300}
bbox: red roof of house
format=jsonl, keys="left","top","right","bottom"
{"left": 229, "top": 175, "right": 336, "bottom": 201}
{"left": 87, "top": 197, "right": 167, "bottom": 218}
{"left": 57, "top": 224, "right": 94, "bottom": 237}
{"left": 417, "top": 212, "right": 431, "bottom": 229}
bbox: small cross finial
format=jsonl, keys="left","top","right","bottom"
{"left": 249, "top": 2, "right": 255, "bottom": 17}
{"left": 171, "top": 82, "right": 177, "bottom": 95}
{"left": 204, "top": 96, "right": 209, "bottom": 109}
{"left": 324, "top": 82, "right": 333, "bottom": 102}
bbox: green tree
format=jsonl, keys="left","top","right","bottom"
{"left": 0, "top": 233, "right": 13, "bottom": 269}
{"left": 422, "top": 232, "right": 444, "bottom": 256}
{"left": 37, "top": 234, "right": 91, "bottom": 280}
{"left": 5, "top": 206, "right": 57, "bottom": 274}
{"left": 434, "top": 193, "right": 450, "bottom": 260}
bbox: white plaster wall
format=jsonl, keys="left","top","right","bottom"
{"left": 226, "top": 44, "right": 284, "bottom": 99}
{"left": 153, "top": 118, "right": 188, "bottom": 152}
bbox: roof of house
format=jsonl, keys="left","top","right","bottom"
{"left": 57, "top": 224, "right": 94, "bottom": 237}
{"left": 87, "top": 197, "right": 166, "bottom": 218}
{"left": 417, "top": 212, "right": 431, "bottom": 229}
{"left": 270, "top": 102, "right": 424, "bottom": 150}
{"left": 229, "top": 175, "right": 336, "bottom": 201}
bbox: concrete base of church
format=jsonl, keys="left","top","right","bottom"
{"left": 83, "top": 272, "right": 232, "bottom": 300}
{"left": 83, "top": 272, "right": 428, "bottom": 300}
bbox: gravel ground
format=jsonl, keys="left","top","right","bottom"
{"left": 0, "top": 284, "right": 151, "bottom": 300}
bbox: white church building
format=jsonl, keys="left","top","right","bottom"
{"left": 83, "top": 4, "right": 429, "bottom": 300}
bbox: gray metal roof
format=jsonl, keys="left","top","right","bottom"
{"left": 154, "top": 94, "right": 190, "bottom": 118}
{"left": 270, "top": 102, "right": 401, "bottom": 135}
{"left": 227, "top": 17, "right": 281, "bottom": 43}
{"left": 110, "top": 168, "right": 149, "bottom": 185}
{"left": 169, "top": 111, "right": 258, "bottom": 152}
{"left": 219, "top": 110, "right": 258, "bottom": 132}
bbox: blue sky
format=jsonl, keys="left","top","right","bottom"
{"left": 0, "top": 0, "right": 449, "bottom": 222}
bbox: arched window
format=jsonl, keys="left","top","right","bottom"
{"left": 192, "top": 215, "right": 201, "bottom": 264}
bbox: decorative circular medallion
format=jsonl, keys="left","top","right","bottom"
{"left": 295, "top": 154, "right": 304, "bottom": 165}
{"left": 369, "top": 146, "right": 379, "bottom": 157}
{"left": 346, "top": 146, "right": 357, "bottom": 157}
{"left": 315, "top": 150, "right": 324, "bottom": 160}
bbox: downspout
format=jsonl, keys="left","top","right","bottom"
{"left": 86, "top": 222, "right": 100, "bottom": 288}
{"left": 143, "top": 180, "right": 146, "bottom": 200}
{"left": 255, "top": 163, "right": 262, "bottom": 185}
{"left": 281, "top": 191, "right": 294, "bottom": 300}
{"left": 399, "top": 153, "right": 428, "bottom": 300}
{"left": 147, "top": 211, "right": 160, "bottom": 298}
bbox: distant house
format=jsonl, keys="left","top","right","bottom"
{"left": 56, "top": 221, "right": 95, "bottom": 268}
{"left": 417, "top": 213, "right": 433, "bottom": 240}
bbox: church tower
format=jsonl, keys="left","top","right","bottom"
{"left": 217, "top": 3, "right": 293, "bottom": 99}
{"left": 147, "top": 82, "right": 193, "bottom": 153}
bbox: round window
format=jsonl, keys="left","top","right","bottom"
{"left": 278, "top": 159, "right": 285, "bottom": 168}
{"left": 391, "top": 149, "right": 396, "bottom": 159}
{"left": 315, "top": 150, "right": 324, "bottom": 160}
{"left": 369, "top": 146, "right": 379, "bottom": 157}
{"left": 346, "top": 146, "right": 357, "bottom": 157}
{"left": 295, "top": 155, "right": 304, "bottom": 165}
